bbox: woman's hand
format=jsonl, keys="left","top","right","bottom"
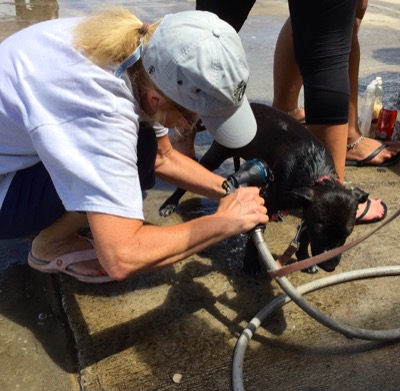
{"left": 215, "top": 187, "right": 268, "bottom": 235}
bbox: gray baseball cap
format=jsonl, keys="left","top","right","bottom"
{"left": 141, "top": 10, "right": 256, "bottom": 148}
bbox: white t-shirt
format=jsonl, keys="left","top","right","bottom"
{"left": 0, "top": 17, "right": 168, "bottom": 219}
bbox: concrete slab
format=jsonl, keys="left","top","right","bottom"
{"left": 0, "top": 1, "right": 400, "bottom": 390}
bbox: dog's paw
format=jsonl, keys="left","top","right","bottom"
{"left": 318, "top": 258, "right": 340, "bottom": 272}
{"left": 159, "top": 204, "right": 177, "bottom": 217}
{"left": 301, "top": 265, "right": 319, "bottom": 274}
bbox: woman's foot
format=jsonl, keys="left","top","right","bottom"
{"left": 31, "top": 234, "right": 107, "bottom": 277}
{"left": 346, "top": 136, "right": 400, "bottom": 166}
{"left": 356, "top": 198, "right": 387, "bottom": 225}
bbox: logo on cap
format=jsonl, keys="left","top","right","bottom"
{"left": 233, "top": 81, "right": 247, "bottom": 104}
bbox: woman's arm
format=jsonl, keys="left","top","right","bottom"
{"left": 154, "top": 134, "right": 226, "bottom": 201}
{"left": 87, "top": 186, "right": 268, "bottom": 280}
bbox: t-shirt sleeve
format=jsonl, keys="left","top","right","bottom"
{"left": 30, "top": 111, "right": 145, "bottom": 220}
{"left": 153, "top": 123, "right": 169, "bottom": 138}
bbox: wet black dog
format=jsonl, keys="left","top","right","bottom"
{"left": 160, "top": 103, "right": 368, "bottom": 273}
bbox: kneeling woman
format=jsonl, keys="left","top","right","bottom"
{"left": 0, "top": 8, "right": 267, "bottom": 282}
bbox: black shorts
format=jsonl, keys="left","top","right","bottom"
{"left": 196, "top": 0, "right": 255, "bottom": 31}
{"left": 288, "top": 0, "right": 358, "bottom": 124}
{"left": 196, "top": 0, "right": 357, "bottom": 124}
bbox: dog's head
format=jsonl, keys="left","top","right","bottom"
{"left": 287, "top": 182, "right": 368, "bottom": 272}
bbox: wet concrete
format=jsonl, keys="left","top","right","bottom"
{"left": 0, "top": 1, "right": 400, "bottom": 390}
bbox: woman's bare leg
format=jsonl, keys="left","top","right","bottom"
{"left": 346, "top": 0, "right": 400, "bottom": 164}
{"left": 306, "top": 124, "right": 347, "bottom": 183}
{"left": 272, "top": 17, "right": 304, "bottom": 121}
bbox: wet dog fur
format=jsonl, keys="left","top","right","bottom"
{"left": 160, "top": 103, "right": 368, "bottom": 274}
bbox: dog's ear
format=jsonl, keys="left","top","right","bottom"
{"left": 285, "top": 186, "right": 314, "bottom": 207}
{"left": 351, "top": 187, "right": 369, "bottom": 204}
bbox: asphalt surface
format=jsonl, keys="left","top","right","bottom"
{"left": 0, "top": 1, "right": 400, "bottom": 390}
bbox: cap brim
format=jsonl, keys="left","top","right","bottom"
{"left": 200, "top": 96, "right": 256, "bottom": 149}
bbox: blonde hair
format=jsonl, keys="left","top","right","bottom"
{"left": 74, "top": 7, "right": 157, "bottom": 65}
{"left": 74, "top": 7, "right": 198, "bottom": 135}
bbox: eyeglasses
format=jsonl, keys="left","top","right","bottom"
{"left": 175, "top": 104, "right": 201, "bottom": 129}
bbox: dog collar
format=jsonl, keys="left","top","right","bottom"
{"left": 311, "top": 175, "right": 339, "bottom": 187}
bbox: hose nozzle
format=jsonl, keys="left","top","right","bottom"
{"left": 222, "top": 159, "right": 274, "bottom": 195}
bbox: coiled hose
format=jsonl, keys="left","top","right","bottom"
{"left": 232, "top": 228, "right": 400, "bottom": 391}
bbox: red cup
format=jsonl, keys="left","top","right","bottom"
{"left": 375, "top": 108, "right": 398, "bottom": 141}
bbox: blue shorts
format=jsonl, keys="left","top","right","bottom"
{"left": 0, "top": 163, "right": 65, "bottom": 239}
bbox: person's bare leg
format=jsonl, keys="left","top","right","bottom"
{"left": 347, "top": 0, "right": 365, "bottom": 143}
{"left": 346, "top": 0, "right": 400, "bottom": 164}
{"left": 31, "top": 212, "right": 106, "bottom": 276}
{"left": 307, "top": 124, "right": 348, "bottom": 183}
{"left": 272, "top": 17, "right": 305, "bottom": 121}
{"left": 345, "top": 0, "right": 392, "bottom": 221}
